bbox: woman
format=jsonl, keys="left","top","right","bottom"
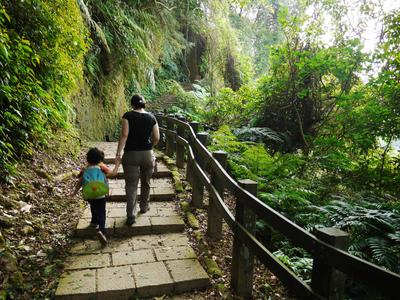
{"left": 115, "top": 94, "right": 160, "bottom": 225}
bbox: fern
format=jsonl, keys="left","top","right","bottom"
{"left": 366, "top": 237, "right": 398, "bottom": 268}
{"left": 273, "top": 249, "right": 313, "bottom": 283}
{"left": 233, "top": 126, "right": 284, "bottom": 143}
{"left": 387, "top": 230, "right": 400, "bottom": 242}
{"left": 315, "top": 196, "right": 400, "bottom": 272}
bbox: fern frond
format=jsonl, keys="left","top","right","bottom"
{"left": 77, "top": 0, "right": 111, "bottom": 53}
{"left": 233, "top": 126, "right": 284, "bottom": 143}
{"left": 387, "top": 231, "right": 400, "bottom": 242}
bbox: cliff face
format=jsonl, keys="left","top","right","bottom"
{"left": 1, "top": 0, "right": 193, "bottom": 177}
{"left": 71, "top": 69, "right": 128, "bottom": 141}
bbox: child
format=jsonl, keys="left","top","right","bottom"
{"left": 72, "top": 147, "right": 120, "bottom": 246}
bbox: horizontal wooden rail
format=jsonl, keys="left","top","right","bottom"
{"left": 157, "top": 115, "right": 400, "bottom": 298}
{"left": 235, "top": 222, "right": 322, "bottom": 299}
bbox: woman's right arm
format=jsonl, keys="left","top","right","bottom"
{"left": 116, "top": 118, "right": 129, "bottom": 161}
{"left": 151, "top": 122, "right": 160, "bottom": 146}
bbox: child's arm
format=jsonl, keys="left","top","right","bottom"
{"left": 70, "top": 168, "right": 83, "bottom": 196}
{"left": 71, "top": 176, "right": 83, "bottom": 196}
{"left": 100, "top": 162, "right": 119, "bottom": 178}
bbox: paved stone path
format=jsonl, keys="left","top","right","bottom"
{"left": 56, "top": 142, "right": 209, "bottom": 299}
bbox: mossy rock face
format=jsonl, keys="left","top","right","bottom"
{"left": 0, "top": 215, "right": 14, "bottom": 228}
{"left": 204, "top": 256, "right": 222, "bottom": 277}
{"left": 186, "top": 212, "right": 200, "bottom": 229}
{"left": 0, "top": 251, "right": 24, "bottom": 286}
{"left": 22, "top": 225, "right": 35, "bottom": 235}
{"left": 0, "top": 194, "right": 19, "bottom": 210}
{"left": 180, "top": 201, "right": 190, "bottom": 212}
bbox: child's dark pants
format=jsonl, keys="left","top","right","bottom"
{"left": 88, "top": 197, "right": 106, "bottom": 234}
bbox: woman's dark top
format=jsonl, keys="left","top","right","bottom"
{"left": 122, "top": 111, "right": 157, "bottom": 151}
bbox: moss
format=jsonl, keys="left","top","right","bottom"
{"left": 193, "top": 230, "right": 204, "bottom": 241}
{"left": 180, "top": 201, "right": 190, "bottom": 212}
{"left": 164, "top": 159, "right": 184, "bottom": 193}
{"left": 204, "top": 256, "right": 222, "bottom": 277}
{"left": 161, "top": 154, "right": 176, "bottom": 166}
{"left": 186, "top": 212, "right": 200, "bottom": 229}
{"left": 71, "top": 69, "right": 128, "bottom": 141}
{"left": 172, "top": 170, "right": 184, "bottom": 192}
{"left": 216, "top": 283, "right": 228, "bottom": 293}
{"left": 22, "top": 226, "right": 35, "bottom": 235}
{"left": 260, "top": 283, "right": 272, "bottom": 295}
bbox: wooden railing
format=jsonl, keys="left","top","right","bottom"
{"left": 155, "top": 114, "right": 400, "bottom": 300}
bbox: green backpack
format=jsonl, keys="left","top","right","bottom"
{"left": 82, "top": 166, "right": 109, "bottom": 200}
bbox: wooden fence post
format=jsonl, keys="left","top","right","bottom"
{"left": 192, "top": 132, "right": 209, "bottom": 208}
{"left": 165, "top": 117, "right": 175, "bottom": 158}
{"left": 175, "top": 121, "right": 185, "bottom": 168}
{"left": 311, "top": 227, "right": 349, "bottom": 300}
{"left": 196, "top": 132, "right": 209, "bottom": 169}
{"left": 189, "top": 121, "right": 199, "bottom": 135}
{"left": 186, "top": 121, "right": 200, "bottom": 184}
{"left": 155, "top": 114, "right": 165, "bottom": 150}
{"left": 231, "top": 179, "right": 257, "bottom": 299}
{"left": 207, "top": 151, "right": 227, "bottom": 239}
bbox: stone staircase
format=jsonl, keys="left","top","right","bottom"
{"left": 55, "top": 142, "right": 210, "bottom": 299}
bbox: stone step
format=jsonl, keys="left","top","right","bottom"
{"left": 108, "top": 178, "right": 175, "bottom": 202}
{"left": 103, "top": 152, "right": 163, "bottom": 165}
{"left": 76, "top": 202, "right": 185, "bottom": 238}
{"left": 108, "top": 162, "right": 172, "bottom": 179}
{"left": 56, "top": 233, "right": 210, "bottom": 299}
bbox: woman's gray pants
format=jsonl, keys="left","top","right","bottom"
{"left": 122, "top": 150, "right": 153, "bottom": 218}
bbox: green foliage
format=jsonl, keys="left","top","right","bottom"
{"left": 209, "top": 125, "right": 305, "bottom": 187}
{"left": 273, "top": 249, "right": 313, "bottom": 282}
{"left": 2, "top": 0, "right": 400, "bottom": 280}
{"left": 257, "top": 37, "right": 367, "bottom": 151}
{"left": 210, "top": 122, "right": 400, "bottom": 274}
{"left": 145, "top": 80, "right": 207, "bottom": 121}
{"left": 209, "top": 125, "right": 250, "bottom": 155}
{"left": 233, "top": 127, "right": 284, "bottom": 143}
{"left": 202, "top": 83, "right": 262, "bottom": 127}
{"left": 85, "top": 0, "right": 186, "bottom": 89}
{"left": 0, "top": 2, "right": 88, "bottom": 181}
{"left": 259, "top": 178, "right": 315, "bottom": 217}
{"left": 198, "top": 1, "right": 254, "bottom": 94}
{"left": 315, "top": 196, "right": 400, "bottom": 272}
{"left": 168, "top": 81, "right": 206, "bottom": 118}
{"left": 229, "top": 0, "right": 283, "bottom": 75}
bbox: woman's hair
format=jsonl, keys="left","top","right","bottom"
{"left": 86, "top": 147, "right": 105, "bottom": 164}
{"left": 131, "top": 94, "right": 146, "bottom": 109}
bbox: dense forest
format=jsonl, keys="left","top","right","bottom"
{"left": 1, "top": 0, "right": 400, "bottom": 298}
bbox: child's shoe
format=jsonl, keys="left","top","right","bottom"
{"left": 97, "top": 231, "right": 107, "bottom": 247}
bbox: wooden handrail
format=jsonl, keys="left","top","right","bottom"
{"left": 157, "top": 115, "right": 400, "bottom": 298}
